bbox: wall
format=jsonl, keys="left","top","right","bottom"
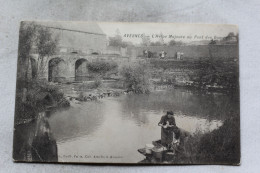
{"left": 104, "top": 46, "right": 128, "bottom": 57}
{"left": 135, "top": 45, "right": 238, "bottom": 59}
{"left": 49, "top": 27, "right": 107, "bottom": 54}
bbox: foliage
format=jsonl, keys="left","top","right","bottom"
{"left": 108, "top": 29, "right": 132, "bottom": 48}
{"left": 35, "top": 26, "right": 59, "bottom": 78}
{"left": 150, "top": 41, "right": 163, "bottom": 46}
{"left": 197, "top": 114, "right": 240, "bottom": 164}
{"left": 171, "top": 108, "right": 240, "bottom": 164}
{"left": 92, "top": 78, "right": 103, "bottom": 88}
{"left": 108, "top": 36, "right": 130, "bottom": 48}
{"left": 189, "top": 58, "right": 239, "bottom": 90}
{"left": 87, "top": 61, "right": 118, "bottom": 77}
{"left": 209, "top": 39, "right": 217, "bottom": 45}
{"left": 18, "top": 22, "right": 37, "bottom": 81}
{"left": 18, "top": 22, "right": 59, "bottom": 81}
{"left": 15, "top": 80, "right": 69, "bottom": 124}
{"left": 178, "top": 111, "right": 240, "bottom": 164}
{"left": 168, "top": 40, "right": 184, "bottom": 46}
{"left": 141, "top": 34, "right": 151, "bottom": 46}
{"left": 120, "top": 64, "right": 151, "bottom": 94}
{"left": 36, "top": 27, "right": 58, "bottom": 58}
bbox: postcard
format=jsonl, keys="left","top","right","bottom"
{"left": 13, "top": 21, "right": 240, "bottom": 165}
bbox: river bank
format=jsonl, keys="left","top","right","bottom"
{"left": 13, "top": 80, "right": 70, "bottom": 161}
{"left": 58, "top": 78, "right": 237, "bottom": 107}
{"left": 13, "top": 111, "right": 58, "bottom": 162}
{"left": 138, "top": 112, "right": 239, "bottom": 164}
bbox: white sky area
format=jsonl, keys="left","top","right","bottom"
{"left": 99, "top": 22, "right": 238, "bottom": 45}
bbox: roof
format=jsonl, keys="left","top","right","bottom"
{"left": 34, "top": 21, "right": 105, "bottom": 36}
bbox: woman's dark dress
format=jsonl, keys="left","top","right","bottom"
{"left": 158, "top": 115, "right": 179, "bottom": 146}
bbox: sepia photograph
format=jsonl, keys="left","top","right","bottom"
{"left": 13, "top": 21, "right": 240, "bottom": 165}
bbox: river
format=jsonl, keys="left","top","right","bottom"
{"left": 48, "top": 88, "right": 238, "bottom": 163}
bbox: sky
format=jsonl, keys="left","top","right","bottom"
{"left": 98, "top": 22, "right": 238, "bottom": 45}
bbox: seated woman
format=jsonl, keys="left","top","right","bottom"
{"left": 158, "top": 111, "right": 180, "bottom": 149}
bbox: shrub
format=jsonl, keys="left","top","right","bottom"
{"left": 176, "top": 112, "right": 240, "bottom": 164}
{"left": 87, "top": 61, "right": 118, "bottom": 77}
{"left": 14, "top": 80, "right": 69, "bottom": 124}
{"left": 120, "top": 64, "right": 151, "bottom": 94}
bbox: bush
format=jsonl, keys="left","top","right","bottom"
{"left": 197, "top": 115, "right": 240, "bottom": 164}
{"left": 92, "top": 78, "right": 103, "bottom": 88}
{"left": 39, "top": 84, "right": 64, "bottom": 102}
{"left": 176, "top": 112, "right": 240, "bottom": 164}
{"left": 87, "top": 61, "right": 118, "bottom": 77}
{"left": 14, "top": 80, "right": 69, "bottom": 124}
{"left": 120, "top": 64, "right": 151, "bottom": 94}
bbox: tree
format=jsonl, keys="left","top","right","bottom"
{"left": 222, "top": 32, "right": 238, "bottom": 44}
{"left": 150, "top": 41, "right": 162, "bottom": 46}
{"left": 18, "top": 22, "right": 37, "bottom": 81}
{"left": 159, "top": 32, "right": 164, "bottom": 45}
{"left": 209, "top": 39, "right": 217, "bottom": 45}
{"left": 18, "top": 22, "right": 59, "bottom": 81}
{"left": 35, "top": 26, "right": 59, "bottom": 79}
{"left": 108, "top": 29, "right": 131, "bottom": 48}
{"left": 108, "top": 36, "right": 123, "bottom": 47}
{"left": 141, "top": 34, "right": 151, "bottom": 46}
{"left": 227, "top": 32, "right": 235, "bottom": 37}
{"left": 168, "top": 40, "right": 184, "bottom": 46}
{"left": 108, "top": 29, "right": 122, "bottom": 47}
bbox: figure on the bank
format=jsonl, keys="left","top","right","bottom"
{"left": 143, "top": 49, "right": 148, "bottom": 58}
{"left": 159, "top": 50, "right": 166, "bottom": 59}
{"left": 176, "top": 52, "right": 184, "bottom": 60}
{"left": 158, "top": 111, "right": 180, "bottom": 149}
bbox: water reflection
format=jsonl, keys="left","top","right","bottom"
{"left": 119, "top": 89, "right": 236, "bottom": 125}
{"left": 48, "top": 89, "right": 238, "bottom": 163}
{"left": 48, "top": 101, "right": 105, "bottom": 143}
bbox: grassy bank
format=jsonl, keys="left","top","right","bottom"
{"left": 175, "top": 111, "right": 240, "bottom": 164}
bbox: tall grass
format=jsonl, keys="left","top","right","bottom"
{"left": 175, "top": 112, "right": 240, "bottom": 164}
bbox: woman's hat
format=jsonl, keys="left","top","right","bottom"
{"left": 167, "top": 111, "right": 174, "bottom": 115}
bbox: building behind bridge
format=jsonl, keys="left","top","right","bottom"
{"left": 35, "top": 21, "right": 107, "bottom": 55}
{"left": 26, "top": 22, "right": 128, "bottom": 83}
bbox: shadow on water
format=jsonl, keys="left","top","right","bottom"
{"left": 13, "top": 111, "right": 58, "bottom": 162}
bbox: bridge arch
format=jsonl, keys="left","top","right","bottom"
{"left": 48, "top": 57, "right": 67, "bottom": 82}
{"left": 75, "top": 58, "right": 88, "bottom": 81}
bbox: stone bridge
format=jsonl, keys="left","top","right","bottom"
{"left": 30, "top": 54, "right": 126, "bottom": 82}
